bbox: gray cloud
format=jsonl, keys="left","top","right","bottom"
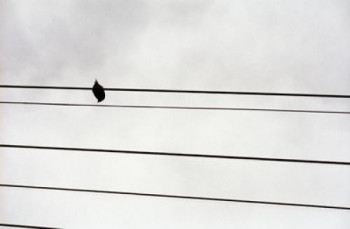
{"left": 1, "top": 1, "right": 350, "bottom": 228}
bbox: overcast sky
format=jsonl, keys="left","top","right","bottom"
{"left": 1, "top": 0, "right": 350, "bottom": 228}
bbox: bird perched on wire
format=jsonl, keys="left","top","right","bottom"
{"left": 92, "top": 80, "right": 105, "bottom": 103}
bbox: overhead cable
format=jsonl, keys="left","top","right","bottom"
{"left": 1, "top": 184, "right": 349, "bottom": 211}
{"left": 0, "top": 223, "right": 62, "bottom": 229}
{"left": 0, "top": 101, "right": 349, "bottom": 115}
{"left": 0, "top": 85, "right": 349, "bottom": 98}
{"left": 0, "top": 144, "right": 349, "bottom": 165}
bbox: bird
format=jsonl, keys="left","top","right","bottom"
{"left": 92, "top": 80, "right": 105, "bottom": 103}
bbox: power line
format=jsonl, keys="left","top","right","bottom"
{"left": 0, "top": 184, "right": 349, "bottom": 211}
{"left": 1, "top": 101, "right": 349, "bottom": 115}
{"left": 1, "top": 144, "right": 349, "bottom": 165}
{"left": 0, "top": 84, "right": 349, "bottom": 98}
{"left": 0, "top": 223, "right": 62, "bottom": 229}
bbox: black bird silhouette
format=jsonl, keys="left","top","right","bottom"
{"left": 92, "top": 80, "right": 105, "bottom": 103}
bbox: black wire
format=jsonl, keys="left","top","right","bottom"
{"left": 0, "top": 184, "right": 349, "bottom": 211}
{"left": 1, "top": 144, "right": 349, "bottom": 165}
{"left": 0, "top": 85, "right": 349, "bottom": 98}
{"left": 1, "top": 101, "right": 349, "bottom": 115}
{"left": 0, "top": 223, "right": 62, "bottom": 229}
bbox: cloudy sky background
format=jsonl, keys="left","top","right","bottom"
{"left": 1, "top": 0, "right": 350, "bottom": 228}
